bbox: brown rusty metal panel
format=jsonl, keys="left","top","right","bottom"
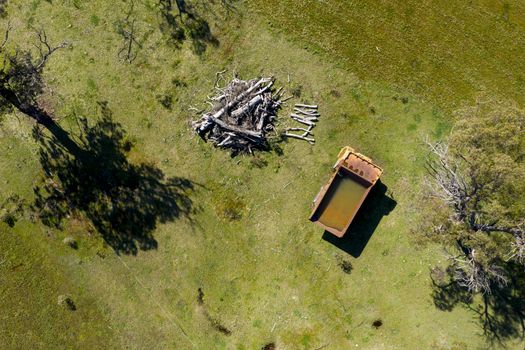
{"left": 310, "top": 147, "right": 383, "bottom": 237}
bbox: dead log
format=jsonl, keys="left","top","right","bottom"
{"left": 256, "top": 113, "right": 267, "bottom": 131}
{"left": 294, "top": 108, "right": 320, "bottom": 116}
{"left": 231, "top": 95, "right": 263, "bottom": 119}
{"left": 286, "top": 127, "right": 312, "bottom": 134}
{"left": 295, "top": 103, "right": 318, "bottom": 109}
{"left": 210, "top": 116, "right": 263, "bottom": 139}
{"left": 291, "top": 113, "right": 318, "bottom": 122}
{"left": 290, "top": 115, "right": 316, "bottom": 126}
{"left": 284, "top": 132, "right": 315, "bottom": 144}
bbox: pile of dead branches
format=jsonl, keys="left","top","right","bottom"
{"left": 192, "top": 76, "right": 286, "bottom": 154}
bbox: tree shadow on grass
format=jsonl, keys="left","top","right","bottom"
{"left": 32, "top": 101, "right": 195, "bottom": 255}
{"left": 322, "top": 180, "right": 397, "bottom": 258}
{"left": 0, "top": 0, "right": 7, "bottom": 18}
{"left": 158, "top": 0, "right": 219, "bottom": 55}
{"left": 431, "top": 263, "right": 525, "bottom": 345}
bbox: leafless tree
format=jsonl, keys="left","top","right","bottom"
{"left": 0, "top": 23, "right": 68, "bottom": 123}
{"left": 424, "top": 140, "right": 469, "bottom": 220}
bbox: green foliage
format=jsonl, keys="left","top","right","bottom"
{"left": 90, "top": 14, "right": 100, "bottom": 26}
{"left": 419, "top": 101, "right": 525, "bottom": 339}
{"left": 0, "top": 0, "right": 7, "bottom": 18}
{"left": 156, "top": 93, "right": 173, "bottom": 110}
{"left": 458, "top": 103, "right": 524, "bottom": 235}
{"left": 426, "top": 102, "right": 524, "bottom": 249}
{"left": 57, "top": 294, "right": 76, "bottom": 310}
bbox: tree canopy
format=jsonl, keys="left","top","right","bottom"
{"left": 422, "top": 101, "right": 524, "bottom": 294}
{"left": 419, "top": 101, "right": 525, "bottom": 341}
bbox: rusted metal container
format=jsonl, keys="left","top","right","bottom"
{"left": 310, "top": 146, "right": 383, "bottom": 237}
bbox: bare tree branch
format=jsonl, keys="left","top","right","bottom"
{"left": 34, "top": 28, "right": 69, "bottom": 71}
{"left": 0, "top": 26, "right": 68, "bottom": 124}
{"left": 425, "top": 136, "right": 524, "bottom": 293}
{"left": 448, "top": 248, "right": 508, "bottom": 294}
{"left": 424, "top": 138, "right": 470, "bottom": 220}
{"left": 0, "top": 21, "right": 11, "bottom": 50}
{"left": 509, "top": 232, "right": 525, "bottom": 264}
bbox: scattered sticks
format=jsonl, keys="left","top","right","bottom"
{"left": 284, "top": 103, "right": 319, "bottom": 144}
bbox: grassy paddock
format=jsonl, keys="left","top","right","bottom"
{"left": 0, "top": 0, "right": 523, "bottom": 349}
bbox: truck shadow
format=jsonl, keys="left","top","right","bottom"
{"left": 321, "top": 180, "right": 396, "bottom": 258}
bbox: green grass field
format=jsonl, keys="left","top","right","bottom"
{"left": 1, "top": 0, "right": 524, "bottom": 349}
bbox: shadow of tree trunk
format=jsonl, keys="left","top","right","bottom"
{"left": 431, "top": 263, "right": 525, "bottom": 345}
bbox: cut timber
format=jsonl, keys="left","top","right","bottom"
{"left": 291, "top": 115, "right": 315, "bottom": 126}
{"left": 284, "top": 132, "right": 315, "bottom": 144}
{"left": 284, "top": 101, "right": 320, "bottom": 145}
{"left": 286, "top": 127, "right": 312, "bottom": 134}
{"left": 291, "top": 113, "right": 318, "bottom": 122}
{"left": 294, "top": 108, "right": 320, "bottom": 116}
{"left": 295, "top": 103, "right": 318, "bottom": 109}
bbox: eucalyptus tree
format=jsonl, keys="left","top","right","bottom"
{"left": 422, "top": 101, "right": 524, "bottom": 294}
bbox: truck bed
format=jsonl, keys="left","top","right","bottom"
{"left": 310, "top": 147, "right": 382, "bottom": 237}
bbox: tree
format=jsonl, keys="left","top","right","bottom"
{"left": 0, "top": 24, "right": 68, "bottom": 123}
{"left": 422, "top": 101, "right": 524, "bottom": 294}
{"left": 420, "top": 101, "right": 525, "bottom": 341}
